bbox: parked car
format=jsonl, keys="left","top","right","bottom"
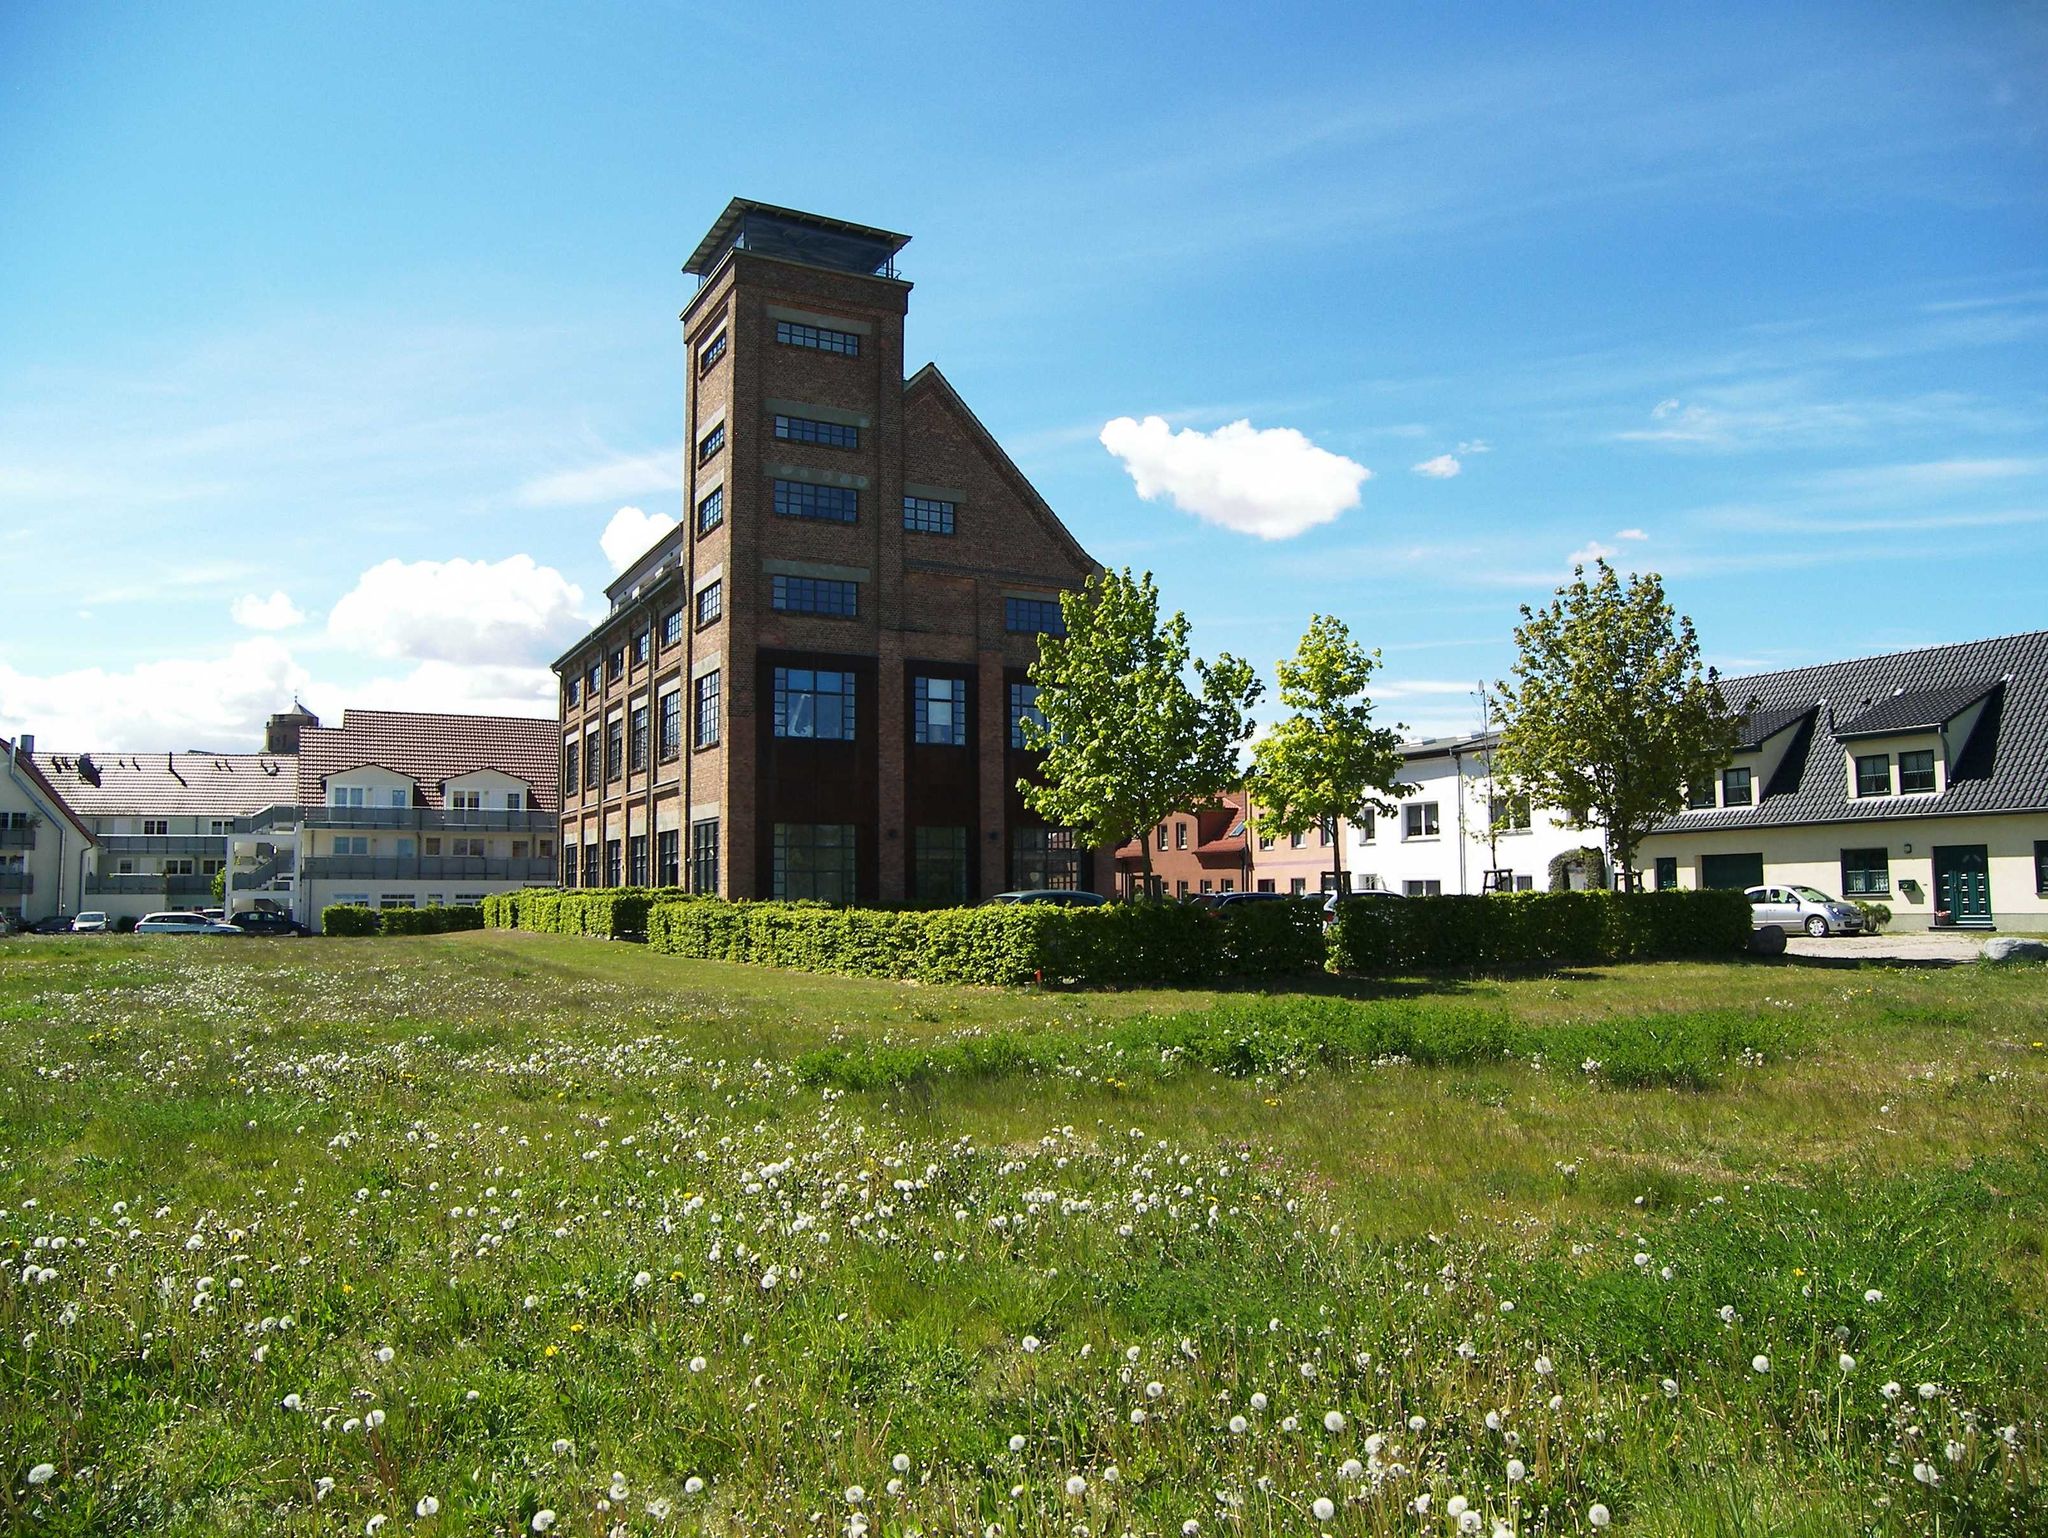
{"left": 29, "top": 914, "right": 79, "bottom": 934}
{"left": 1743, "top": 885, "right": 1865, "bottom": 938}
{"left": 231, "top": 910, "right": 307, "bottom": 936}
{"left": 135, "top": 911, "right": 246, "bottom": 935}
{"left": 70, "top": 911, "right": 110, "bottom": 933}
{"left": 1322, "top": 888, "right": 1407, "bottom": 920}
{"left": 982, "top": 889, "right": 1108, "bottom": 907}
{"left": 1194, "top": 891, "right": 1304, "bottom": 911}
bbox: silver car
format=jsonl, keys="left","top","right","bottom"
{"left": 1743, "top": 885, "right": 1865, "bottom": 938}
{"left": 135, "top": 911, "right": 245, "bottom": 935}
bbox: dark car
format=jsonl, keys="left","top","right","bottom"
{"left": 1195, "top": 891, "right": 1300, "bottom": 911}
{"left": 232, "top": 910, "right": 307, "bottom": 936}
{"left": 29, "top": 914, "right": 80, "bottom": 934}
{"left": 983, "top": 889, "right": 1108, "bottom": 907}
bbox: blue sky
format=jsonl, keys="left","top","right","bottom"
{"left": 3, "top": 1, "right": 2044, "bottom": 749}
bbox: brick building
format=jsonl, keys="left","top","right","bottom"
{"left": 1113, "top": 791, "right": 1253, "bottom": 899}
{"left": 554, "top": 199, "right": 1104, "bottom": 903}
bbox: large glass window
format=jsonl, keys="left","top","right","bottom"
{"left": 773, "top": 823, "right": 856, "bottom": 902}
{"left": 694, "top": 671, "right": 721, "bottom": 749}
{"left": 1898, "top": 750, "right": 1937, "bottom": 794}
{"left": 659, "top": 691, "right": 682, "bottom": 761}
{"left": 1009, "top": 682, "right": 1045, "bottom": 748}
{"left": 1005, "top": 597, "right": 1065, "bottom": 635}
{"left": 903, "top": 496, "right": 956, "bottom": 534}
{"left": 1722, "top": 766, "right": 1753, "bottom": 807}
{"left": 771, "top": 575, "right": 858, "bottom": 617}
{"left": 914, "top": 676, "right": 966, "bottom": 745}
{"left": 773, "top": 668, "right": 854, "bottom": 740}
{"left": 1854, "top": 754, "right": 1891, "bottom": 798}
{"left": 657, "top": 829, "right": 680, "bottom": 887}
{"left": 773, "top": 480, "right": 859, "bottom": 523}
{"left": 774, "top": 414, "right": 860, "bottom": 449}
{"left": 1841, "top": 847, "right": 1891, "bottom": 897}
{"left": 696, "top": 580, "right": 722, "bottom": 628}
{"left": 697, "top": 486, "right": 724, "bottom": 536}
{"left": 1011, "top": 827, "right": 1080, "bottom": 891}
{"left": 690, "top": 818, "right": 719, "bottom": 895}
{"left": 776, "top": 319, "right": 860, "bottom": 356}
{"left": 913, "top": 826, "right": 969, "bottom": 906}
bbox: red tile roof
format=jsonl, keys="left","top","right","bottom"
{"left": 5, "top": 740, "right": 97, "bottom": 843}
{"left": 296, "top": 709, "right": 562, "bottom": 812}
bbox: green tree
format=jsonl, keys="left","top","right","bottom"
{"left": 1247, "top": 614, "right": 1410, "bottom": 897}
{"left": 1492, "top": 560, "right": 1743, "bottom": 891}
{"left": 210, "top": 868, "right": 226, "bottom": 904}
{"left": 1020, "top": 569, "right": 1262, "bottom": 897}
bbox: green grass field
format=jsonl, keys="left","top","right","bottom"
{"left": 3, "top": 933, "right": 2044, "bottom": 1535}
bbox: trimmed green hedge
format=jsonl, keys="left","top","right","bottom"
{"left": 1328, "top": 889, "right": 1750, "bottom": 972}
{"left": 639, "top": 896, "right": 1319, "bottom": 987}
{"left": 481, "top": 887, "right": 687, "bottom": 939}
{"left": 321, "top": 903, "right": 485, "bottom": 937}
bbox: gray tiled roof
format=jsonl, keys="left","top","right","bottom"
{"left": 1655, "top": 630, "right": 2048, "bottom": 833}
{"left": 1835, "top": 681, "right": 1999, "bottom": 739}
{"left": 30, "top": 750, "right": 297, "bottom": 818}
{"left": 1735, "top": 706, "right": 1810, "bottom": 750}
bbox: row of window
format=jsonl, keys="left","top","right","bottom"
{"left": 698, "top": 318, "right": 865, "bottom": 366}
{"left": 1854, "top": 750, "right": 1937, "bottom": 798}
{"left": 565, "top": 673, "right": 724, "bottom": 792}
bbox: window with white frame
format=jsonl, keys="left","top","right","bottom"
{"left": 1404, "top": 802, "right": 1440, "bottom": 839}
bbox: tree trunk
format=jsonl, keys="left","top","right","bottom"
{"left": 1327, "top": 815, "right": 1345, "bottom": 899}
{"left": 1139, "top": 833, "right": 1155, "bottom": 902}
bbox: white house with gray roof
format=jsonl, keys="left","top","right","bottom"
{"left": 1640, "top": 629, "right": 2048, "bottom": 931}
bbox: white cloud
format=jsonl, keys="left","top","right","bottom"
{"left": 1616, "top": 527, "right": 1648, "bottom": 541}
{"left": 1568, "top": 540, "right": 1618, "bottom": 567}
{"left": 230, "top": 590, "right": 306, "bottom": 631}
{"left": 1411, "top": 454, "right": 1462, "bottom": 479}
{"left": 1455, "top": 438, "right": 1491, "bottom": 455}
{"left": 1099, "top": 415, "right": 1370, "bottom": 540}
{"left": 333, "top": 660, "right": 558, "bottom": 720}
{"left": 518, "top": 451, "right": 681, "bottom": 506}
{"left": 0, "top": 637, "right": 311, "bottom": 751}
{"left": 327, "top": 555, "right": 589, "bottom": 666}
{"left": 600, "top": 505, "right": 678, "bottom": 572}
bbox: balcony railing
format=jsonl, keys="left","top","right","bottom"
{"left": 97, "top": 833, "right": 233, "bottom": 856}
{"left": 0, "top": 825, "right": 36, "bottom": 849}
{"left": 237, "top": 804, "right": 558, "bottom": 835}
{"left": 84, "top": 872, "right": 213, "bottom": 896}
{"left": 297, "top": 855, "right": 559, "bottom": 883}
{"left": 0, "top": 871, "right": 30, "bottom": 893}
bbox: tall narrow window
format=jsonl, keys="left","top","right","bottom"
{"left": 582, "top": 844, "right": 599, "bottom": 888}
{"left": 913, "top": 826, "right": 969, "bottom": 906}
{"left": 627, "top": 834, "right": 649, "bottom": 887}
{"left": 697, "top": 486, "right": 724, "bottom": 535}
{"left": 604, "top": 718, "right": 623, "bottom": 782}
{"left": 696, "top": 580, "right": 723, "bottom": 628}
{"left": 689, "top": 818, "right": 719, "bottom": 895}
{"left": 605, "top": 839, "right": 622, "bottom": 888}
{"left": 659, "top": 690, "right": 682, "bottom": 761}
{"left": 629, "top": 705, "right": 648, "bottom": 773}
{"left": 582, "top": 733, "right": 599, "bottom": 789}
{"left": 773, "top": 668, "right": 854, "bottom": 740}
{"left": 914, "top": 676, "right": 966, "bottom": 745}
{"left": 662, "top": 608, "right": 683, "bottom": 646}
{"left": 1721, "top": 766, "right": 1753, "bottom": 807}
{"left": 563, "top": 741, "right": 580, "bottom": 796}
{"left": 1009, "top": 682, "right": 1045, "bottom": 748}
{"left": 657, "top": 829, "right": 680, "bottom": 887}
{"left": 694, "top": 671, "right": 722, "bottom": 749}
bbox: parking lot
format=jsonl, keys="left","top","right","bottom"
{"left": 1782, "top": 929, "right": 1999, "bottom": 965}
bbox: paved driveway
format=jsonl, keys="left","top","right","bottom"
{"left": 1781, "top": 929, "right": 1991, "bottom": 964}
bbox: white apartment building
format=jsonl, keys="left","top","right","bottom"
{"left": 1, "top": 734, "right": 96, "bottom": 925}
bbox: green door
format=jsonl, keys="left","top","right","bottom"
{"left": 1700, "top": 852, "right": 1764, "bottom": 890}
{"left": 1932, "top": 845, "right": 1992, "bottom": 927}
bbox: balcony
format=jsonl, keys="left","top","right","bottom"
{"left": 237, "top": 804, "right": 558, "bottom": 835}
{"left": 84, "top": 872, "right": 214, "bottom": 896}
{"left": 0, "top": 871, "right": 31, "bottom": 894}
{"left": 0, "top": 825, "right": 36, "bottom": 849}
{"left": 297, "top": 855, "right": 560, "bottom": 883}
{"left": 97, "top": 833, "right": 232, "bottom": 856}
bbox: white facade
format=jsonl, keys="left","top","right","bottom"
{"left": 1, "top": 737, "right": 94, "bottom": 924}
{"left": 1342, "top": 734, "right": 1600, "bottom": 897}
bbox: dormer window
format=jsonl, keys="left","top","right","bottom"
{"left": 1898, "top": 749, "right": 1936, "bottom": 794}
{"left": 1686, "top": 782, "right": 1716, "bottom": 810}
{"left": 1854, "top": 754, "right": 1891, "bottom": 798}
{"left": 1722, "top": 767, "right": 1753, "bottom": 807}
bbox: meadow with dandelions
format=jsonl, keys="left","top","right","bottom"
{"left": 3, "top": 934, "right": 2045, "bottom": 1536}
